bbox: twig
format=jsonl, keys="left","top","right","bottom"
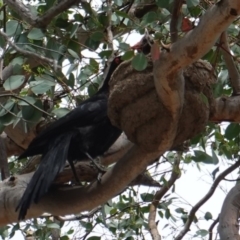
{"left": 106, "top": 0, "right": 114, "bottom": 50}
{"left": 0, "top": 93, "right": 55, "bottom": 118}
{"left": 219, "top": 31, "right": 240, "bottom": 95}
{"left": 208, "top": 216, "right": 219, "bottom": 240}
{"left": 0, "top": 30, "right": 57, "bottom": 68}
{"left": 175, "top": 158, "right": 240, "bottom": 240}
{"left": 0, "top": 134, "right": 10, "bottom": 180}
{"left": 148, "top": 152, "right": 181, "bottom": 240}
{"left": 5, "top": 0, "right": 82, "bottom": 28}
{"left": 101, "top": 0, "right": 116, "bottom": 83}
{"left": 170, "top": 0, "right": 184, "bottom": 42}
{"left": 4, "top": 0, "right": 36, "bottom": 25}
{"left": 34, "top": 0, "right": 82, "bottom": 28}
{"left": 54, "top": 206, "right": 102, "bottom": 221}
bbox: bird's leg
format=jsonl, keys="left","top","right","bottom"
{"left": 68, "top": 160, "right": 81, "bottom": 184}
{"left": 85, "top": 153, "right": 107, "bottom": 182}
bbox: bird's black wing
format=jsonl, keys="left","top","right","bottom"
{"left": 16, "top": 132, "right": 73, "bottom": 220}
{"left": 19, "top": 95, "right": 108, "bottom": 159}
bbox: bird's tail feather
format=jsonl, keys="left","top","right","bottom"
{"left": 16, "top": 133, "right": 73, "bottom": 220}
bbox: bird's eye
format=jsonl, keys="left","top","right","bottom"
{"left": 115, "top": 58, "right": 120, "bottom": 64}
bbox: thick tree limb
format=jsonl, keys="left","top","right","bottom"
{"left": 170, "top": 0, "right": 184, "bottom": 42}
{"left": 164, "top": 1, "right": 240, "bottom": 72}
{"left": 218, "top": 183, "right": 240, "bottom": 239}
{"left": 210, "top": 96, "right": 240, "bottom": 122}
{"left": 0, "top": 145, "right": 161, "bottom": 225}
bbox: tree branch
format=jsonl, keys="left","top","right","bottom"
{"left": 210, "top": 96, "right": 240, "bottom": 122}
{"left": 0, "top": 30, "right": 57, "bottom": 68}
{"left": 148, "top": 152, "right": 181, "bottom": 240}
{"left": 218, "top": 182, "right": 240, "bottom": 239}
{"left": 0, "top": 134, "right": 10, "bottom": 180}
{"left": 0, "top": 145, "right": 161, "bottom": 225}
{"left": 170, "top": 0, "right": 184, "bottom": 42}
{"left": 5, "top": 0, "right": 82, "bottom": 28}
{"left": 219, "top": 31, "right": 240, "bottom": 95}
{"left": 208, "top": 216, "right": 219, "bottom": 240}
{"left": 175, "top": 158, "right": 240, "bottom": 240}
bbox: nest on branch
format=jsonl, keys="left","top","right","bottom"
{"left": 108, "top": 59, "right": 216, "bottom": 152}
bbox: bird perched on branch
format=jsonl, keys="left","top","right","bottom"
{"left": 16, "top": 56, "right": 123, "bottom": 220}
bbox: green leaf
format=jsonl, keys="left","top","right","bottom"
{"left": 27, "top": 28, "right": 45, "bottom": 40}
{"left": 12, "top": 111, "right": 22, "bottom": 128}
{"left": 140, "top": 193, "right": 154, "bottom": 202}
{"left": 195, "top": 229, "right": 208, "bottom": 237}
{"left": 119, "top": 42, "right": 130, "bottom": 51}
{"left": 0, "top": 120, "right": 5, "bottom": 134}
{"left": 122, "top": 51, "right": 134, "bottom": 60}
{"left": 165, "top": 208, "right": 171, "bottom": 219}
{"left": 52, "top": 108, "right": 70, "bottom": 119}
{"left": 21, "top": 99, "right": 43, "bottom": 124}
{"left": 67, "top": 49, "right": 80, "bottom": 59}
{"left": 204, "top": 212, "right": 212, "bottom": 220}
{"left": 225, "top": 123, "right": 240, "bottom": 140}
{"left": 156, "top": 0, "right": 171, "bottom": 9}
{"left": 175, "top": 208, "right": 186, "bottom": 214}
{"left": 142, "top": 11, "right": 158, "bottom": 24}
{"left": 60, "top": 236, "right": 69, "bottom": 240}
{"left": 186, "top": 0, "right": 199, "bottom": 8}
{"left": 11, "top": 57, "right": 24, "bottom": 66}
{"left": 3, "top": 75, "right": 25, "bottom": 91}
{"left": 46, "top": 38, "right": 61, "bottom": 60}
{"left": 6, "top": 20, "right": 21, "bottom": 37}
{"left": 89, "top": 58, "right": 99, "bottom": 73}
{"left": 99, "top": 50, "right": 113, "bottom": 58}
{"left": 87, "top": 237, "right": 101, "bottom": 240}
{"left": 70, "top": 23, "right": 79, "bottom": 38}
{"left": 30, "top": 76, "right": 55, "bottom": 94}
{"left": 46, "top": 223, "right": 60, "bottom": 229}
{"left": 79, "top": 221, "right": 92, "bottom": 230}
{"left": 0, "top": 100, "right": 15, "bottom": 117}
{"left": 211, "top": 149, "right": 219, "bottom": 164}
{"left": 0, "top": 113, "right": 15, "bottom": 126}
{"left": 18, "top": 96, "right": 36, "bottom": 106}
{"left": 193, "top": 150, "right": 215, "bottom": 164}
{"left": 88, "top": 84, "right": 98, "bottom": 97}
{"left": 115, "top": 10, "right": 129, "bottom": 18}
{"left": 66, "top": 63, "right": 78, "bottom": 76}
{"left": 90, "top": 31, "right": 104, "bottom": 42}
{"left": 0, "top": 35, "right": 6, "bottom": 48}
{"left": 68, "top": 73, "right": 75, "bottom": 88}
{"left": 85, "top": 38, "right": 100, "bottom": 51}
{"left": 131, "top": 53, "right": 148, "bottom": 71}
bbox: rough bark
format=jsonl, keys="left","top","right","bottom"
{"left": 219, "top": 184, "right": 240, "bottom": 240}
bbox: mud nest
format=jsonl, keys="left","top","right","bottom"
{"left": 108, "top": 59, "right": 216, "bottom": 152}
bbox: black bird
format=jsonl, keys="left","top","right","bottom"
{"left": 16, "top": 56, "right": 123, "bottom": 220}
